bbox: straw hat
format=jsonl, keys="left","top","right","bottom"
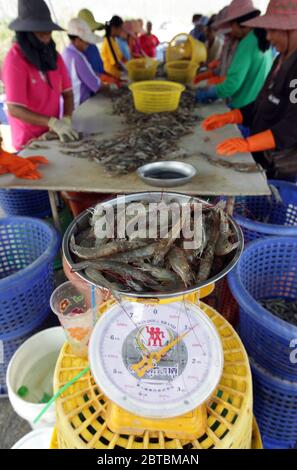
{"left": 243, "top": 0, "right": 297, "bottom": 30}
{"left": 67, "top": 18, "right": 99, "bottom": 44}
{"left": 9, "top": 0, "right": 63, "bottom": 32}
{"left": 78, "top": 9, "right": 104, "bottom": 32}
{"left": 215, "top": 0, "right": 260, "bottom": 28}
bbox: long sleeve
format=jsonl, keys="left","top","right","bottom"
{"left": 75, "top": 53, "right": 101, "bottom": 94}
{"left": 240, "top": 100, "right": 257, "bottom": 128}
{"left": 216, "top": 33, "right": 254, "bottom": 100}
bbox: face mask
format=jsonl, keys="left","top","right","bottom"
{"left": 16, "top": 31, "right": 58, "bottom": 72}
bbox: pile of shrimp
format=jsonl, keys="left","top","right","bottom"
{"left": 69, "top": 199, "right": 239, "bottom": 295}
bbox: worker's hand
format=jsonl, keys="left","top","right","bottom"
{"left": 0, "top": 152, "right": 40, "bottom": 179}
{"left": 217, "top": 138, "right": 249, "bottom": 156}
{"left": 202, "top": 110, "right": 243, "bottom": 132}
{"left": 208, "top": 59, "right": 220, "bottom": 70}
{"left": 100, "top": 73, "right": 121, "bottom": 87}
{"left": 195, "top": 86, "right": 218, "bottom": 104}
{"left": 217, "top": 130, "right": 276, "bottom": 156}
{"left": 193, "top": 70, "right": 213, "bottom": 84}
{"left": 48, "top": 117, "right": 79, "bottom": 143}
{"left": 26, "top": 156, "right": 49, "bottom": 165}
{"left": 207, "top": 76, "right": 225, "bottom": 86}
{"left": 0, "top": 148, "right": 49, "bottom": 180}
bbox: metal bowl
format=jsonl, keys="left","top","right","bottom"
{"left": 137, "top": 161, "right": 197, "bottom": 188}
{"left": 63, "top": 192, "right": 244, "bottom": 300}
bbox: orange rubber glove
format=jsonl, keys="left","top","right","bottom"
{"left": 99, "top": 73, "right": 122, "bottom": 88}
{"left": 202, "top": 110, "right": 243, "bottom": 132}
{"left": 208, "top": 59, "right": 220, "bottom": 70}
{"left": 207, "top": 76, "right": 225, "bottom": 86}
{"left": 0, "top": 149, "right": 49, "bottom": 180}
{"left": 216, "top": 130, "right": 276, "bottom": 156}
{"left": 194, "top": 70, "right": 214, "bottom": 84}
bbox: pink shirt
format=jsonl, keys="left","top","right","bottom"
{"left": 3, "top": 43, "right": 72, "bottom": 150}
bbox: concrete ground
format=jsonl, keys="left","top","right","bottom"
{"left": 0, "top": 269, "right": 66, "bottom": 449}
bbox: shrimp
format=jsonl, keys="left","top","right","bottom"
{"left": 167, "top": 247, "right": 195, "bottom": 287}
{"left": 70, "top": 235, "right": 147, "bottom": 260}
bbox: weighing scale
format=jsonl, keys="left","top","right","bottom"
{"left": 57, "top": 192, "right": 256, "bottom": 449}
{"left": 89, "top": 297, "right": 223, "bottom": 440}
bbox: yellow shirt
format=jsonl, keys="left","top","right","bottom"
{"left": 101, "top": 37, "right": 123, "bottom": 79}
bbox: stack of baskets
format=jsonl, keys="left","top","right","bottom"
{"left": 165, "top": 33, "right": 207, "bottom": 85}
{"left": 233, "top": 180, "right": 297, "bottom": 243}
{"left": 52, "top": 302, "right": 262, "bottom": 449}
{"left": 207, "top": 180, "right": 297, "bottom": 329}
{"left": 0, "top": 217, "right": 60, "bottom": 395}
{"left": 228, "top": 236, "right": 297, "bottom": 449}
{"left": 0, "top": 189, "right": 52, "bottom": 218}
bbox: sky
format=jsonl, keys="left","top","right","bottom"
{"left": 0, "top": 0, "right": 270, "bottom": 41}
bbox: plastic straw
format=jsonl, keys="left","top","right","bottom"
{"left": 33, "top": 366, "right": 90, "bottom": 425}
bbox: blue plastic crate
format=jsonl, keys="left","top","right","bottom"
{"left": 0, "top": 217, "right": 60, "bottom": 338}
{"left": 0, "top": 189, "right": 51, "bottom": 218}
{"left": 251, "top": 359, "right": 297, "bottom": 449}
{"left": 233, "top": 180, "right": 297, "bottom": 243}
{"left": 228, "top": 237, "right": 297, "bottom": 381}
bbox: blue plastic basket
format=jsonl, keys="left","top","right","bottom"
{"left": 251, "top": 358, "right": 297, "bottom": 449}
{"left": 0, "top": 189, "right": 52, "bottom": 218}
{"left": 228, "top": 237, "right": 297, "bottom": 381}
{"left": 0, "top": 217, "right": 60, "bottom": 338}
{"left": 233, "top": 180, "right": 297, "bottom": 243}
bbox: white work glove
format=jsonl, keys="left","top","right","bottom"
{"left": 48, "top": 117, "right": 79, "bottom": 143}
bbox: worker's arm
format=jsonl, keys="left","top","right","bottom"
{"left": 75, "top": 54, "right": 101, "bottom": 94}
{"left": 62, "top": 90, "right": 75, "bottom": 117}
{"left": 215, "top": 33, "right": 253, "bottom": 99}
{"left": 7, "top": 104, "right": 50, "bottom": 127}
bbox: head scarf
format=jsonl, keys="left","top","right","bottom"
{"left": 16, "top": 31, "right": 58, "bottom": 71}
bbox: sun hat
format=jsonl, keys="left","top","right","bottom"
{"left": 78, "top": 9, "right": 104, "bottom": 32}
{"left": 67, "top": 18, "right": 99, "bottom": 44}
{"left": 215, "top": 0, "right": 260, "bottom": 28}
{"left": 9, "top": 0, "right": 63, "bottom": 32}
{"left": 243, "top": 0, "right": 297, "bottom": 30}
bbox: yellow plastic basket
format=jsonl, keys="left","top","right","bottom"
{"left": 54, "top": 302, "right": 255, "bottom": 449}
{"left": 126, "top": 58, "right": 159, "bottom": 82}
{"left": 165, "top": 60, "right": 199, "bottom": 84}
{"left": 129, "top": 80, "right": 185, "bottom": 114}
{"left": 166, "top": 33, "right": 207, "bottom": 65}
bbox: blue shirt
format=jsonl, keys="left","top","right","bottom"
{"left": 116, "top": 37, "right": 131, "bottom": 61}
{"left": 83, "top": 44, "right": 104, "bottom": 75}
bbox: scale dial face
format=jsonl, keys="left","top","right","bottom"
{"left": 89, "top": 300, "right": 223, "bottom": 418}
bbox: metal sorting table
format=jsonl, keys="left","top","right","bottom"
{"left": 0, "top": 94, "right": 270, "bottom": 228}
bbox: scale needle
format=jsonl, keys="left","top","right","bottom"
{"left": 131, "top": 324, "right": 198, "bottom": 378}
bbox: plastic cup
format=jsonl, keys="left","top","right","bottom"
{"left": 50, "top": 281, "right": 96, "bottom": 358}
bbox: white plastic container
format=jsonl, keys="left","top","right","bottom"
{"left": 12, "top": 427, "right": 53, "bottom": 449}
{"left": 6, "top": 327, "right": 64, "bottom": 429}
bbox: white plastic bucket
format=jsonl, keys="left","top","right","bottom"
{"left": 12, "top": 427, "right": 54, "bottom": 449}
{"left": 6, "top": 327, "right": 64, "bottom": 429}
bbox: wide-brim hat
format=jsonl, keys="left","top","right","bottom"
{"left": 78, "top": 9, "right": 104, "bottom": 32}
{"left": 9, "top": 0, "right": 63, "bottom": 32}
{"left": 67, "top": 18, "right": 99, "bottom": 44}
{"left": 243, "top": 0, "right": 297, "bottom": 30}
{"left": 215, "top": 0, "right": 260, "bottom": 28}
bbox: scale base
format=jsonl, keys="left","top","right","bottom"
{"left": 106, "top": 401, "right": 207, "bottom": 440}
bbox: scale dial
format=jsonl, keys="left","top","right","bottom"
{"left": 89, "top": 300, "right": 223, "bottom": 418}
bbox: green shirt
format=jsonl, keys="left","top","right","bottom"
{"left": 216, "top": 31, "right": 273, "bottom": 109}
